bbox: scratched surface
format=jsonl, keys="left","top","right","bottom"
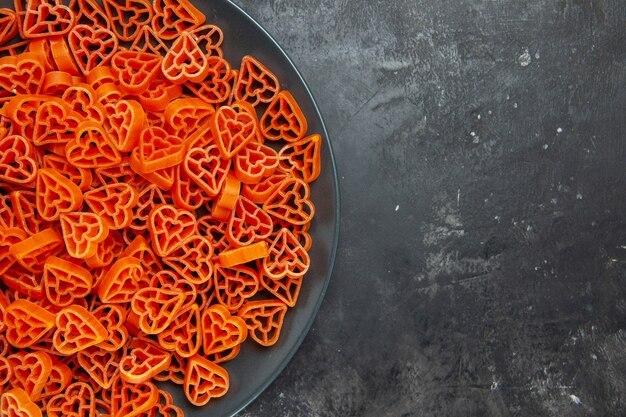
{"left": 232, "top": 0, "right": 626, "bottom": 416}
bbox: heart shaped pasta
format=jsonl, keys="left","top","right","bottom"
{"left": 109, "top": 374, "right": 158, "bottom": 417}
{"left": 130, "top": 286, "right": 185, "bottom": 334}
{"left": 0, "top": 9, "right": 18, "bottom": 46}
{"left": 234, "top": 55, "right": 280, "bottom": 107}
{"left": 184, "top": 354, "right": 229, "bottom": 406}
{"left": 102, "top": 0, "right": 153, "bottom": 42}
{"left": 201, "top": 304, "right": 247, "bottom": 355}
{"left": 22, "top": 0, "right": 75, "bottom": 38}
{"left": 84, "top": 183, "right": 139, "bottom": 230}
{"left": 238, "top": 300, "right": 288, "bottom": 347}
{"left": 53, "top": 305, "right": 107, "bottom": 354}
{"left": 96, "top": 256, "right": 145, "bottom": 303}
{"left": 0, "top": 2, "right": 325, "bottom": 413}
{"left": 261, "top": 90, "right": 308, "bottom": 142}
{"left": 184, "top": 144, "right": 231, "bottom": 197}
{"left": 66, "top": 122, "right": 121, "bottom": 169}
{"left": 0, "top": 135, "right": 37, "bottom": 186}
{"left": 211, "top": 104, "right": 258, "bottom": 159}
{"left": 148, "top": 204, "right": 197, "bottom": 256}
{"left": 119, "top": 338, "right": 171, "bottom": 383}
{"left": 263, "top": 176, "right": 315, "bottom": 225}
{"left": 6, "top": 351, "right": 53, "bottom": 400}
{"left": 68, "top": 24, "right": 118, "bottom": 74}
{"left": 46, "top": 381, "right": 95, "bottom": 417}
{"left": 77, "top": 346, "right": 121, "bottom": 389}
{"left": 0, "top": 387, "right": 43, "bottom": 417}
{"left": 152, "top": 0, "right": 204, "bottom": 40}
{"left": 59, "top": 212, "right": 109, "bottom": 259}
{"left": 162, "top": 31, "right": 209, "bottom": 84}
{"left": 43, "top": 256, "right": 93, "bottom": 307}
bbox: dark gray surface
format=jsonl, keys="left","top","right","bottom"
{"left": 232, "top": 1, "right": 626, "bottom": 416}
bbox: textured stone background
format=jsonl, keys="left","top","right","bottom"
{"left": 233, "top": 1, "right": 626, "bottom": 416}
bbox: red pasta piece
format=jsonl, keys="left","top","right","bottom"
{"left": 183, "top": 144, "right": 231, "bottom": 197}
{"left": 84, "top": 183, "right": 139, "bottom": 230}
{"left": 9, "top": 190, "right": 49, "bottom": 235}
{"left": 70, "top": 0, "right": 110, "bottom": 29}
{"left": 171, "top": 164, "right": 210, "bottom": 211}
{"left": 49, "top": 36, "right": 81, "bottom": 76}
{"left": 38, "top": 360, "right": 72, "bottom": 401}
{"left": 211, "top": 104, "right": 258, "bottom": 160}
{"left": 110, "top": 374, "right": 158, "bottom": 417}
{"left": 103, "top": 99, "right": 146, "bottom": 152}
{"left": 119, "top": 337, "right": 171, "bottom": 384}
{"left": 76, "top": 346, "right": 121, "bottom": 389}
{"left": 162, "top": 31, "right": 209, "bottom": 84}
{"left": 130, "top": 285, "right": 185, "bottom": 335}
{"left": 130, "top": 183, "right": 169, "bottom": 231}
{"left": 6, "top": 351, "right": 52, "bottom": 400}
{"left": 46, "top": 381, "right": 95, "bottom": 417}
{"left": 263, "top": 176, "right": 315, "bottom": 225}
{"left": 1, "top": 387, "right": 42, "bottom": 417}
{"left": 233, "top": 55, "right": 280, "bottom": 107}
{"left": 163, "top": 235, "right": 213, "bottom": 285}
{"left": 238, "top": 299, "right": 288, "bottom": 347}
{"left": 147, "top": 204, "right": 197, "bottom": 257}
{"left": 0, "top": 227, "right": 27, "bottom": 276}
{"left": 196, "top": 214, "right": 230, "bottom": 254}
{"left": 260, "top": 90, "right": 308, "bottom": 142}
{"left": 185, "top": 56, "right": 234, "bottom": 105}
{"left": 85, "top": 229, "right": 125, "bottom": 268}
{"left": 59, "top": 212, "right": 109, "bottom": 260}
{"left": 200, "top": 304, "right": 247, "bottom": 356}
{"left": 137, "top": 77, "right": 183, "bottom": 113}
{"left": 213, "top": 265, "right": 260, "bottom": 312}
{"left": 0, "top": 9, "right": 18, "bottom": 46}
{"left": 111, "top": 49, "right": 161, "bottom": 95}
{"left": 157, "top": 303, "right": 201, "bottom": 358}
{"left": 65, "top": 121, "right": 121, "bottom": 169}
{"left": 150, "top": 270, "right": 197, "bottom": 310}
{"left": 0, "top": 135, "right": 37, "bottom": 186}
{"left": 129, "top": 24, "right": 167, "bottom": 55}
{"left": 261, "top": 274, "right": 302, "bottom": 308}
{"left": 102, "top": 0, "right": 153, "bottom": 42}
{"left": 42, "top": 154, "right": 93, "bottom": 192}
{"left": 96, "top": 256, "right": 145, "bottom": 304}
{"left": 53, "top": 305, "right": 107, "bottom": 355}
{"left": 1, "top": 263, "right": 45, "bottom": 300}
{"left": 184, "top": 354, "right": 228, "bottom": 407}
{"left": 164, "top": 97, "right": 214, "bottom": 140}
{"left": 278, "top": 133, "right": 322, "bottom": 183}
{"left": 43, "top": 256, "right": 93, "bottom": 307}
{"left": 129, "top": 126, "right": 186, "bottom": 174}
{"left": 34, "top": 100, "right": 81, "bottom": 147}
{"left": 234, "top": 141, "right": 279, "bottom": 185}
{"left": 62, "top": 83, "right": 107, "bottom": 123}
{"left": 22, "top": 0, "right": 75, "bottom": 39}
{"left": 9, "top": 228, "right": 64, "bottom": 273}
{"left": 227, "top": 195, "right": 273, "bottom": 246}
{"left": 262, "top": 227, "right": 310, "bottom": 280}
{"left": 0, "top": 356, "right": 12, "bottom": 392}
{"left": 68, "top": 24, "right": 118, "bottom": 75}
{"left": 151, "top": 0, "right": 204, "bottom": 40}
{"left": 90, "top": 304, "right": 128, "bottom": 352}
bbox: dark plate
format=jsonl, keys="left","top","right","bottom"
{"left": 167, "top": 3, "right": 340, "bottom": 415}
{"left": 0, "top": 0, "right": 339, "bottom": 414}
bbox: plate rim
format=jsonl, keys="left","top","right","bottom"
{"left": 223, "top": 1, "right": 341, "bottom": 416}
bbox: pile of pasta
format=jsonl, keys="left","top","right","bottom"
{"left": 0, "top": 0, "right": 321, "bottom": 416}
